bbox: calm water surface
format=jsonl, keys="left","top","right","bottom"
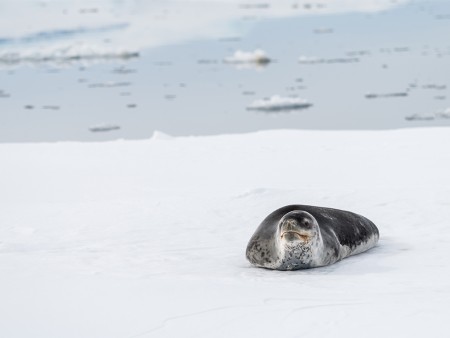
{"left": 1, "top": 0, "right": 450, "bottom": 142}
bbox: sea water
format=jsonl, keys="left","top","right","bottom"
{"left": 1, "top": 0, "right": 449, "bottom": 142}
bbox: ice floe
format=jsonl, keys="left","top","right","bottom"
{"left": 89, "top": 123, "right": 121, "bottom": 132}
{"left": 405, "top": 108, "right": 450, "bottom": 121}
{"left": 298, "top": 55, "right": 359, "bottom": 64}
{"left": 365, "top": 92, "right": 408, "bottom": 99}
{"left": 224, "top": 49, "right": 271, "bottom": 65}
{"left": 0, "top": 90, "right": 10, "bottom": 98}
{"left": 247, "top": 95, "right": 312, "bottom": 112}
{"left": 0, "top": 44, "right": 139, "bottom": 68}
{"left": 88, "top": 81, "right": 132, "bottom": 88}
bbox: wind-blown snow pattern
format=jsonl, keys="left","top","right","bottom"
{"left": 1, "top": 128, "right": 449, "bottom": 337}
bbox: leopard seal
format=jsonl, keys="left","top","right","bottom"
{"left": 246, "top": 205, "right": 379, "bottom": 270}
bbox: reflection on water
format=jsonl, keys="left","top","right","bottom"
{"left": 0, "top": 0, "right": 449, "bottom": 142}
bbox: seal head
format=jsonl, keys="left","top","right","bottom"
{"left": 276, "top": 210, "right": 324, "bottom": 270}
{"left": 246, "top": 210, "right": 324, "bottom": 270}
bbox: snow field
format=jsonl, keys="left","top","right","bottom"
{"left": 0, "top": 128, "right": 449, "bottom": 337}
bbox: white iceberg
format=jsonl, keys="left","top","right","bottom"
{"left": 224, "top": 49, "right": 271, "bottom": 65}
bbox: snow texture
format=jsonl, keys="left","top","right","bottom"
{"left": 1, "top": 128, "right": 449, "bottom": 338}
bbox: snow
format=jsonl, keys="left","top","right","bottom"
{"left": 1, "top": 128, "right": 450, "bottom": 337}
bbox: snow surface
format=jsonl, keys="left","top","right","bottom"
{"left": 1, "top": 128, "right": 450, "bottom": 338}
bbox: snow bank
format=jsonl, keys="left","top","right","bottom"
{"left": 0, "top": 128, "right": 449, "bottom": 338}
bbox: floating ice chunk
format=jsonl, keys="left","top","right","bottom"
{"left": 298, "top": 55, "right": 359, "bottom": 64}
{"left": 422, "top": 84, "right": 447, "bottom": 90}
{"left": 365, "top": 92, "right": 408, "bottom": 99}
{"left": 434, "top": 95, "right": 446, "bottom": 100}
{"left": 89, "top": 123, "right": 120, "bottom": 132}
{"left": 405, "top": 108, "right": 450, "bottom": 121}
{"left": 247, "top": 95, "right": 312, "bottom": 112}
{"left": 88, "top": 81, "right": 131, "bottom": 88}
{"left": 0, "top": 44, "right": 139, "bottom": 68}
{"left": 436, "top": 108, "right": 450, "bottom": 119}
{"left": 224, "top": 49, "right": 271, "bottom": 65}
{"left": 112, "top": 66, "right": 136, "bottom": 74}
{"left": 346, "top": 50, "right": 371, "bottom": 56}
{"left": 404, "top": 114, "right": 435, "bottom": 121}
{"left": 313, "top": 28, "right": 334, "bottom": 34}
{"left": 42, "top": 105, "right": 60, "bottom": 110}
{"left": 298, "top": 56, "right": 321, "bottom": 64}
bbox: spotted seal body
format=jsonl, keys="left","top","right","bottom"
{"left": 246, "top": 205, "right": 379, "bottom": 270}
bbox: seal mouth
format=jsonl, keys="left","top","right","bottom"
{"left": 280, "top": 231, "right": 310, "bottom": 242}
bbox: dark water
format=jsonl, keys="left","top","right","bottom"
{"left": 1, "top": 0, "right": 450, "bottom": 142}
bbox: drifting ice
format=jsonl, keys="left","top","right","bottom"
{"left": 247, "top": 95, "right": 312, "bottom": 112}
{"left": 224, "top": 49, "right": 271, "bottom": 65}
